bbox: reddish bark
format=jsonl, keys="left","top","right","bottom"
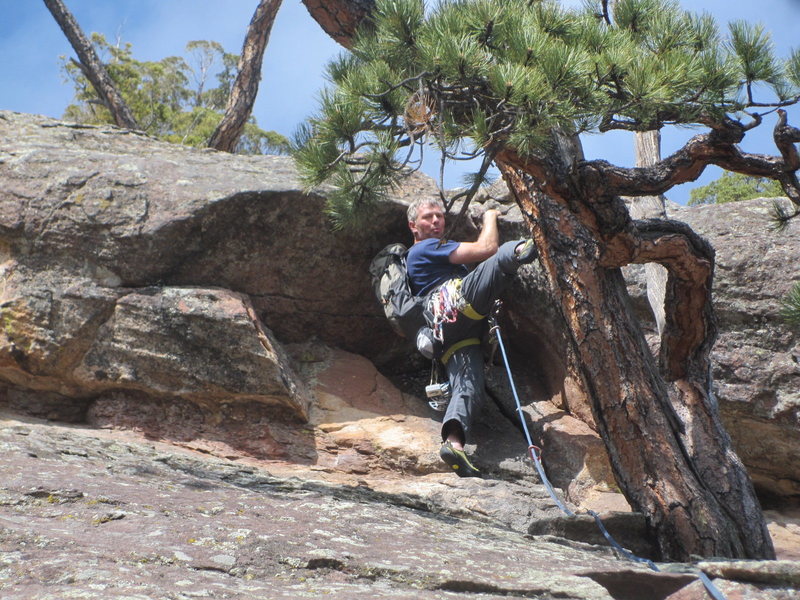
{"left": 302, "top": 0, "right": 376, "bottom": 48}
{"left": 497, "top": 158, "right": 772, "bottom": 559}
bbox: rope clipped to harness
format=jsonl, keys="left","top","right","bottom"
{"left": 488, "top": 300, "right": 728, "bottom": 600}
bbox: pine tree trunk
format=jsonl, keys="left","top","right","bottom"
{"left": 208, "top": 0, "right": 283, "bottom": 152}
{"left": 43, "top": 0, "right": 138, "bottom": 130}
{"left": 496, "top": 155, "right": 774, "bottom": 561}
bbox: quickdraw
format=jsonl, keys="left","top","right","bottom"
{"left": 427, "top": 279, "right": 466, "bottom": 342}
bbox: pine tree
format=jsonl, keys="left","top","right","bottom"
{"left": 300, "top": 0, "right": 800, "bottom": 560}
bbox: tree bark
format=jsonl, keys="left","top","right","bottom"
{"left": 497, "top": 151, "right": 773, "bottom": 560}
{"left": 208, "top": 0, "right": 283, "bottom": 152}
{"left": 43, "top": 0, "right": 138, "bottom": 130}
{"left": 302, "top": 0, "right": 776, "bottom": 561}
{"left": 302, "top": 0, "right": 376, "bottom": 48}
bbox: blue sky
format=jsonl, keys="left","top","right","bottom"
{"left": 1, "top": 0, "right": 799, "bottom": 204}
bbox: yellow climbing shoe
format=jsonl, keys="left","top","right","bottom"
{"left": 439, "top": 441, "right": 481, "bottom": 478}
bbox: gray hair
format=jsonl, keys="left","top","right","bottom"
{"left": 407, "top": 198, "right": 445, "bottom": 223}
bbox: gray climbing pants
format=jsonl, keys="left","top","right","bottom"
{"left": 438, "top": 240, "right": 523, "bottom": 444}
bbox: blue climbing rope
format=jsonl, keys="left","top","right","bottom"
{"left": 488, "top": 300, "right": 728, "bottom": 600}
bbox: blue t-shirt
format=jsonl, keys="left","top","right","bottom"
{"left": 407, "top": 238, "right": 469, "bottom": 296}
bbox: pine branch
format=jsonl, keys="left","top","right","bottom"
{"left": 443, "top": 148, "right": 497, "bottom": 227}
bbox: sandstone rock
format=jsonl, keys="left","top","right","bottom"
{"left": 0, "top": 110, "right": 419, "bottom": 368}
{"left": 0, "top": 263, "right": 309, "bottom": 419}
{"left": 310, "top": 348, "right": 443, "bottom": 474}
{"left": 2, "top": 411, "right": 797, "bottom": 600}
{"left": 73, "top": 286, "right": 310, "bottom": 415}
{"left": 0, "top": 266, "right": 120, "bottom": 395}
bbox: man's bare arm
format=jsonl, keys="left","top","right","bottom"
{"left": 448, "top": 209, "right": 499, "bottom": 265}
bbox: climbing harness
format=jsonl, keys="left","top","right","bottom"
{"left": 488, "top": 300, "right": 728, "bottom": 600}
{"left": 423, "top": 278, "right": 485, "bottom": 365}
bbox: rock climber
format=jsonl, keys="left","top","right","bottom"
{"left": 405, "top": 198, "right": 537, "bottom": 477}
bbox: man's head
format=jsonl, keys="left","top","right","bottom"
{"left": 408, "top": 199, "right": 445, "bottom": 242}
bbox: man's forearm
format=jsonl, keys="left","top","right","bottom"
{"left": 476, "top": 210, "right": 499, "bottom": 249}
{"left": 449, "top": 209, "right": 499, "bottom": 264}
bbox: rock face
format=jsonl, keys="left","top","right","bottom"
{"left": 676, "top": 199, "right": 799, "bottom": 503}
{"left": 7, "top": 410, "right": 798, "bottom": 600}
{"left": 0, "top": 111, "right": 798, "bottom": 597}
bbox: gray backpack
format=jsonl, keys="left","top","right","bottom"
{"left": 369, "top": 243, "right": 426, "bottom": 338}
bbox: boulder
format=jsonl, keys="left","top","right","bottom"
{"left": 0, "top": 264, "right": 310, "bottom": 421}
{"left": 0, "top": 111, "right": 431, "bottom": 364}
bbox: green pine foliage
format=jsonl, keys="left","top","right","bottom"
{"left": 789, "top": 48, "right": 800, "bottom": 88}
{"left": 293, "top": 0, "right": 799, "bottom": 228}
{"left": 728, "top": 21, "right": 781, "bottom": 88}
{"left": 688, "top": 171, "right": 784, "bottom": 205}
{"left": 781, "top": 282, "right": 800, "bottom": 328}
{"left": 61, "top": 34, "right": 289, "bottom": 154}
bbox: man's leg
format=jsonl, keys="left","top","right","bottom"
{"left": 439, "top": 343, "right": 485, "bottom": 477}
{"left": 440, "top": 343, "right": 486, "bottom": 446}
{"left": 434, "top": 239, "right": 536, "bottom": 475}
{"left": 437, "top": 239, "right": 530, "bottom": 443}
{"left": 459, "top": 239, "right": 527, "bottom": 316}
